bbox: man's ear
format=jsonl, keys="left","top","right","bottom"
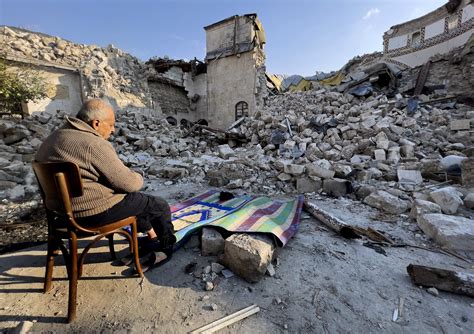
{"left": 91, "top": 119, "right": 100, "bottom": 130}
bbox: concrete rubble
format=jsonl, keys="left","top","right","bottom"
{"left": 1, "top": 23, "right": 473, "bottom": 283}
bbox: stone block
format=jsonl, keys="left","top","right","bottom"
{"left": 220, "top": 233, "right": 275, "bottom": 283}
{"left": 363, "top": 190, "right": 409, "bottom": 214}
{"left": 306, "top": 163, "right": 335, "bottom": 179}
{"left": 323, "top": 178, "right": 351, "bottom": 197}
{"left": 217, "top": 144, "right": 235, "bottom": 159}
{"left": 430, "top": 187, "right": 463, "bottom": 214}
{"left": 397, "top": 169, "right": 423, "bottom": 185}
{"left": 417, "top": 214, "right": 474, "bottom": 251}
{"left": 284, "top": 163, "right": 305, "bottom": 175}
{"left": 296, "top": 177, "right": 322, "bottom": 193}
{"left": 450, "top": 119, "right": 471, "bottom": 131}
{"left": 409, "top": 199, "right": 442, "bottom": 219}
{"left": 374, "top": 149, "right": 386, "bottom": 161}
{"left": 201, "top": 227, "right": 225, "bottom": 256}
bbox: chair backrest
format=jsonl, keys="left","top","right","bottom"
{"left": 33, "top": 161, "right": 86, "bottom": 230}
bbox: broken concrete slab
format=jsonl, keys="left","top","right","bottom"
{"left": 220, "top": 233, "right": 275, "bottom": 283}
{"left": 416, "top": 213, "right": 474, "bottom": 251}
{"left": 429, "top": 187, "right": 464, "bottom": 215}
{"left": 363, "top": 190, "right": 409, "bottom": 214}
{"left": 201, "top": 227, "right": 225, "bottom": 256}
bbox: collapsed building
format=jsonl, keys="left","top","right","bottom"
{"left": 1, "top": 6, "right": 473, "bottom": 259}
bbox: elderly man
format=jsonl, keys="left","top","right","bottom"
{"left": 35, "top": 99, "right": 175, "bottom": 271}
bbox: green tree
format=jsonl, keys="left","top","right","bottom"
{"left": 0, "top": 58, "right": 47, "bottom": 117}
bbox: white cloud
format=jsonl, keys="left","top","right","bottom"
{"left": 363, "top": 8, "right": 380, "bottom": 20}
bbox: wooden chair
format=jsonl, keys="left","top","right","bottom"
{"left": 32, "top": 161, "right": 143, "bottom": 323}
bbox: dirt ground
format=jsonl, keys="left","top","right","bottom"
{"left": 1, "top": 181, "right": 473, "bottom": 333}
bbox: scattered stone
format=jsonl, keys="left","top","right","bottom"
{"left": 464, "top": 193, "right": 474, "bottom": 209}
{"left": 427, "top": 287, "right": 439, "bottom": 297}
{"left": 363, "top": 190, "right": 409, "bottom": 214}
{"left": 221, "top": 269, "right": 235, "bottom": 279}
{"left": 430, "top": 187, "right": 464, "bottom": 214}
{"left": 220, "top": 233, "right": 275, "bottom": 283}
{"left": 201, "top": 228, "right": 225, "bottom": 256}
{"left": 296, "top": 177, "right": 322, "bottom": 193}
{"left": 211, "top": 262, "right": 224, "bottom": 274}
{"left": 210, "top": 303, "right": 218, "bottom": 311}
{"left": 205, "top": 281, "right": 214, "bottom": 291}
{"left": 266, "top": 263, "right": 276, "bottom": 277}
{"left": 410, "top": 199, "right": 442, "bottom": 219}
{"left": 217, "top": 144, "right": 235, "bottom": 159}
{"left": 397, "top": 169, "right": 423, "bottom": 185}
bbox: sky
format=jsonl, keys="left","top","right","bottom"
{"left": 0, "top": 0, "right": 446, "bottom": 76}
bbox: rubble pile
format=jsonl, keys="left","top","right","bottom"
{"left": 1, "top": 26, "right": 151, "bottom": 107}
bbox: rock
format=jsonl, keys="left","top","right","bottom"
{"left": 410, "top": 199, "right": 442, "bottom": 219}
{"left": 363, "top": 190, "right": 409, "bottom": 214}
{"left": 3, "top": 130, "right": 29, "bottom": 145}
{"left": 201, "top": 227, "right": 225, "bottom": 256}
{"left": 427, "top": 287, "right": 439, "bottom": 297}
{"left": 211, "top": 262, "right": 224, "bottom": 274}
{"left": 221, "top": 269, "right": 234, "bottom": 278}
{"left": 210, "top": 303, "right": 218, "bottom": 311}
{"left": 450, "top": 119, "right": 471, "bottom": 131}
{"left": 217, "top": 144, "right": 234, "bottom": 159}
{"left": 417, "top": 214, "right": 474, "bottom": 251}
{"left": 374, "top": 149, "right": 386, "bottom": 161}
{"left": 11, "top": 320, "right": 34, "bottom": 334}
{"left": 306, "top": 163, "right": 335, "bottom": 179}
{"left": 430, "top": 187, "right": 463, "bottom": 214}
{"left": 323, "top": 178, "right": 351, "bottom": 197}
{"left": 464, "top": 193, "right": 474, "bottom": 209}
{"left": 355, "top": 185, "right": 376, "bottom": 200}
{"left": 220, "top": 233, "right": 275, "bottom": 283}
{"left": 296, "top": 177, "right": 322, "bottom": 193}
{"left": 5, "top": 185, "right": 26, "bottom": 201}
{"left": 397, "top": 169, "right": 423, "bottom": 185}
{"left": 226, "top": 179, "right": 243, "bottom": 189}
{"left": 277, "top": 173, "right": 292, "bottom": 181}
{"left": 205, "top": 281, "right": 214, "bottom": 291}
{"left": 266, "top": 263, "right": 276, "bottom": 277}
{"left": 284, "top": 163, "right": 305, "bottom": 176}
{"left": 375, "top": 132, "right": 389, "bottom": 150}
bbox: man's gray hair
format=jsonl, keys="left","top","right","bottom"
{"left": 76, "top": 99, "right": 113, "bottom": 123}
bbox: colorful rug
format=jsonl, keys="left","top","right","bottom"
{"left": 171, "top": 190, "right": 303, "bottom": 247}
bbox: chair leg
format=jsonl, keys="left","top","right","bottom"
{"left": 67, "top": 233, "right": 78, "bottom": 323}
{"left": 107, "top": 234, "right": 116, "bottom": 260}
{"left": 44, "top": 240, "right": 59, "bottom": 293}
{"left": 131, "top": 223, "right": 143, "bottom": 278}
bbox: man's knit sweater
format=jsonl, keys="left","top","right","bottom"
{"left": 35, "top": 117, "right": 143, "bottom": 217}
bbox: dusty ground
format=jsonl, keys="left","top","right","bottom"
{"left": 1, "top": 181, "right": 473, "bottom": 333}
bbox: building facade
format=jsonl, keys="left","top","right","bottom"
{"left": 383, "top": 0, "right": 474, "bottom": 68}
{"left": 204, "top": 14, "right": 267, "bottom": 129}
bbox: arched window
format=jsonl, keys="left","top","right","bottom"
{"left": 411, "top": 31, "right": 421, "bottom": 48}
{"left": 235, "top": 101, "right": 248, "bottom": 120}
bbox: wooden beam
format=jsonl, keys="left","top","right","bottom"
{"left": 190, "top": 304, "right": 260, "bottom": 333}
{"left": 407, "top": 264, "right": 474, "bottom": 297}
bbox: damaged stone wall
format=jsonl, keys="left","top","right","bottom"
{"left": 399, "top": 43, "right": 474, "bottom": 97}
{"left": 0, "top": 26, "right": 151, "bottom": 111}
{"left": 148, "top": 80, "right": 190, "bottom": 116}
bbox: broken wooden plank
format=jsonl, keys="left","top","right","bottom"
{"left": 190, "top": 304, "right": 260, "bottom": 333}
{"left": 303, "top": 200, "right": 393, "bottom": 243}
{"left": 407, "top": 264, "right": 474, "bottom": 297}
